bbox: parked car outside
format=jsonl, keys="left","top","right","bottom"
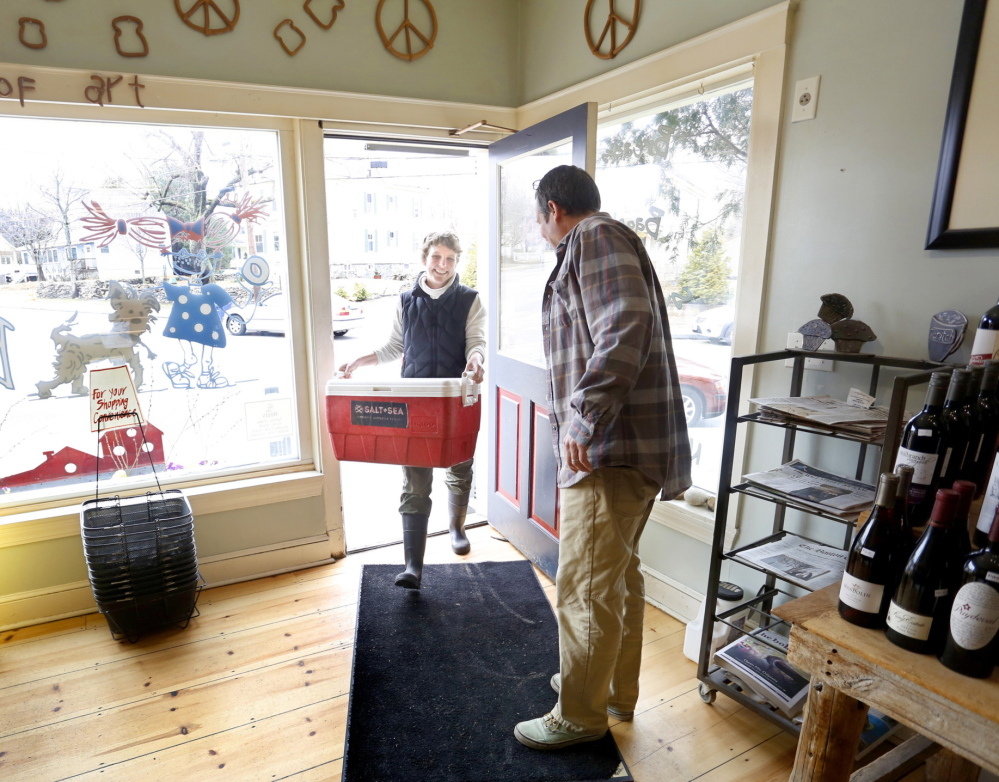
{"left": 676, "top": 355, "right": 727, "bottom": 427}
{"left": 692, "top": 304, "right": 734, "bottom": 345}
{"left": 224, "top": 291, "right": 365, "bottom": 337}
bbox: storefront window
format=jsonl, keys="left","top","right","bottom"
{"left": 0, "top": 116, "right": 299, "bottom": 507}
{"left": 596, "top": 82, "right": 753, "bottom": 493}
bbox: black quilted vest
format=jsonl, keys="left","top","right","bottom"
{"left": 400, "top": 273, "right": 478, "bottom": 379}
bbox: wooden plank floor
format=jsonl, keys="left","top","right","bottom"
{"left": 0, "top": 523, "right": 910, "bottom": 782}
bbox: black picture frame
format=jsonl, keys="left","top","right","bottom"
{"left": 926, "top": 0, "right": 999, "bottom": 250}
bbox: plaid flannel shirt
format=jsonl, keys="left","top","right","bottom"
{"left": 542, "top": 212, "right": 692, "bottom": 498}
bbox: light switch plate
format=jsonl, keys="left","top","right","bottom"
{"left": 792, "top": 76, "right": 820, "bottom": 122}
{"left": 785, "top": 332, "right": 835, "bottom": 371}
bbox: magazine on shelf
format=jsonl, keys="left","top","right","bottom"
{"left": 742, "top": 459, "right": 876, "bottom": 518}
{"left": 713, "top": 627, "right": 810, "bottom": 717}
{"left": 748, "top": 393, "right": 898, "bottom": 442}
{"left": 856, "top": 708, "right": 902, "bottom": 759}
{"left": 732, "top": 534, "right": 848, "bottom": 590}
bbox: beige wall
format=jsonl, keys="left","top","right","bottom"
{"left": 0, "top": 0, "right": 520, "bottom": 106}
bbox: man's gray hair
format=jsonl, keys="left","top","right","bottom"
{"left": 420, "top": 231, "right": 462, "bottom": 262}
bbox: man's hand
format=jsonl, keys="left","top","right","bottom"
{"left": 338, "top": 353, "right": 377, "bottom": 379}
{"left": 464, "top": 354, "right": 484, "bottom": 384}
{"left": 563, "top": 435, "right": 592, "bottom": 473}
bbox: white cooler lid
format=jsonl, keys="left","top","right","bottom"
{"left": 326, "top": 377, "right": 472, "bottom": 398}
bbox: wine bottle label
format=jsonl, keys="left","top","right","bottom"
{"left": 940, "top": 447, "right": 953, "bottom": 477}
{"left": 839, "top": 572, "right": 884, "bottom": 613}
{"left": 917, "top": 428, "right": 932, "bottom": 437}
{"left": 970, "top": 327, "right": 999, "bottom": 367}
{"left": 887, "top": 601, "right": 933, "bottom": 640}
{"left": 935, "top": 588, "right": 949, "bottom": 597}
{"left": 861, "top": 547, "right": 876, "bottom": 558}
{"left": 979, "top": 459, "right": 999, "bottom": 535}
{"left": 973, "top": 434, "right": 985, "bottom": 463}
{"left": 988, "top": 572, "right": 999, "bottom": 584}
{"left": 949, "top": 582, "right": 999, "bottom": 651}
{"left": 895, "top": 447, "right": 938, "bottom": 486}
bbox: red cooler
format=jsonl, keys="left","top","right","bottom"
{"left": 325, "top": 376, "right": 481, "bottom": 468}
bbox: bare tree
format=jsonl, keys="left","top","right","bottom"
{"left": 0, "top": 206, "right": 57, "bottom": 282}
{"left": 38, "top": 170, "right": 89, "bottom": 281}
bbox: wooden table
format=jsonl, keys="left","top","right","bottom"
{"left": 773, "top": 584, "right": 999, "bottom": 782}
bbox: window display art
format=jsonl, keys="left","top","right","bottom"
{"left": 0, "top": 118, "right": 296, "bottom": 501}
{"left": 35, "top": 282, "right": 160, "bottom": 399}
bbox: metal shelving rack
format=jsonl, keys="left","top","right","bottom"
{"left": 696, "top": 348, "right": 946, "bottom": 735}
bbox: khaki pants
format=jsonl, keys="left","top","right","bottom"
{"left": 399, "top": 458, "right": 474, "bottom": 516}
{"left": 552, "top": 466, "right": 659, "bottom": 732}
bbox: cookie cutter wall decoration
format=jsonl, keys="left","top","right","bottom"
{"left": 376, "top": 0, "right": 437, "bottom": 62}
{"left": 18, "top": 18, "right": 48, "bottom": 49}
{"left": 113, "top": 16, "right": 149, "bottom": 58}
{"left": 274, "top": 19, "right": 307, "bottom": 56}
{"left": 305, "top": 0, "right": 346, "bottom": 30}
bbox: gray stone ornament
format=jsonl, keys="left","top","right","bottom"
{"left": 928, "top": 310, "right": 968, "bottom": 362}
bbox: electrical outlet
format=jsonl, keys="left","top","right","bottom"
{"left": 785, "top": 332, "right": 835, "bottom": 371}
{"left": 792, "top": 76, "right": 820, "bottom": 122}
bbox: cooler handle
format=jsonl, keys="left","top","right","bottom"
{"left": 461, "top": 372, "right": 480, "bottom": 407}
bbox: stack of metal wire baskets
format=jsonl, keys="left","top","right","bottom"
{"left": 81, "top": 489, "right": 202, "bottom": 642}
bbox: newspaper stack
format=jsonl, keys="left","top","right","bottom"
{"left": 730, "top": 533, "right": 848, "bottom": 591}
{"left": 742, "top": 459, "right": 876, "bottom": 519}
{"left": 713, "top": 627, "right": 810, "bottom": 718}
{"left": 749, "top": 393, "right": 895, "bottom": 443}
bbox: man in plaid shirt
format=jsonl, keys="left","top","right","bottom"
{"left": 515, "top": 165, "right": 692, "bottom": 750}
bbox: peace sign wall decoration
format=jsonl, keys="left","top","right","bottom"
{"left": 174, "top": 0, "right": 240, "bottom": 37}
{"left": 584, "top": 0, "right": 640, "bottom": 60}
{"left": 376, "top": 0, "right": 437, "bottom": 62}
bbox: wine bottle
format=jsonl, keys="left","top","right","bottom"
{"left": 948, "top": 479, "right": 975, "bottom": 568}
{"left": 975, "top": 455, "right": 999, "bottom": 549}
{"left": 969, "top": 295, "right": 999, "bottom": 367}
{"left": 957, "top": 367, "right": 984, "bottom": 485}
{"left": 839, "top": 473, "right": 901, "bottom": 628}
{"left": 968, "top": 361, "right": 999, "bottom": 499}
{"left": 894, "top": 463, "right": 915, "bottom": 540}
{"left": 892, "top": 464, "right": 916, "bottom": 574}
{"left": 895, "top": 372, "right": 951, "bottom": 527}
{"left": 885, "top": 489, "right": 959, "bottom": 653}
{"left": 939, "top": 370, "right": 971, "bottom": 487}
{"left": 938, "top": 506, "right": 999, "bottom": 678}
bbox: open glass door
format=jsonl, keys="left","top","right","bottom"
{"left": 487, "top": 103, "right": 595, "bottom": 578}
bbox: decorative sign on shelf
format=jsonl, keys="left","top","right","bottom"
{"left": 174, "top": 0, "right": 240, "bottom": 37}
{"left": 113, "top": 16, "right": 149, "bottom": 58}
{"left": 928, "top": 310, "right": 968, "bottom": 362}
{"left": 18, "top": 18, "right": 48, "bottom": 49}
{"left": 274, "top": 19, "right": 307, "bottom": 56}
{"left": 584, "top": 0, "right": 640, "bottom": 60}
{"left": 376, "top": 0, "right": 437, "bottom": 62}
{"left": 305, "top": 0, "right": 346, "bottom": 30}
